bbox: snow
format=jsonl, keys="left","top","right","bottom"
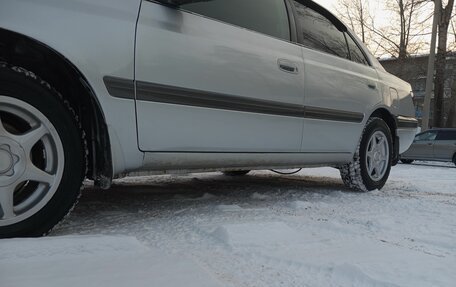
{"left": 1, "top": 161, "right": 455, "bottom": 287}
{"left": 212, "top": 222, "right": 303, "bottom": 247}
{"left": 0, "top": 236, "right": 221, "bottom": 287}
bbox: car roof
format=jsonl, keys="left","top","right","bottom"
{"left": 430, "top": 128, "right": 456, "bottom": 131}
{"left": 417, "top": 128, "right": 456, "bottom": 136}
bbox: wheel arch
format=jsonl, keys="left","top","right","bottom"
{"left": 368, "top": 107, "right": 399, "bottom": 165}
{"left": 0, "top": 28, "right": 112, "bottom": 187}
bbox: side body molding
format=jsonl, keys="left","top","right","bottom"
{"left": 103, "top": 76, "right": 365, "bottom": 123}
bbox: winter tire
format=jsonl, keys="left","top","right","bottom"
{"left": 0, "top": 64, "right": 85, "bottom": 238}
{"left": 223, "top": 170, "right": 251, "bottom": 176}
{"left": 339, "top": 117, "right": 393, "bottom": 192}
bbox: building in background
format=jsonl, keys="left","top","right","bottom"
{"left": 380, "top": 53, "right": 456, "bottom": 127}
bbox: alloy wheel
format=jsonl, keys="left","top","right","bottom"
{"left": 0, "top": 96, "right": 64, "bottom": 226}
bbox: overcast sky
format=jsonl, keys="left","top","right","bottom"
{"left": 314, "top": 0, "right": 392, "bottom": 27}
{"left": 313, "top": 0, "right": 342, "bottom": 11}
{"left": 314, "top": 0, "right": 435, "bottom": 57}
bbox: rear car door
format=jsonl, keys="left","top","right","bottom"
{"left": 290, "top": 1, "right": 381, "bottom": 153}
{"left": 434, "top": 130, "right": 456, "bottom": 161}
{"left": 135, "top": 0, "right": 305, "bottom": 152}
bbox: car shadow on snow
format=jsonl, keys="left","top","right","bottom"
{"left": 52, "top": 172, "right": 351, "bottom": 235}
{"left": 95, "top": 172, "right": 349, "bottom": 199}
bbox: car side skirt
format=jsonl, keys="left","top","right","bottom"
{"left": 137, "top": 152, "right": 352, "bottom": 173}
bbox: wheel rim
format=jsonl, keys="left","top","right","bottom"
{"left": 365, "top": 130, "right": 389, "bottom": 181}
{"left": 0, "top": 96, "right": 64, "bottom": 226}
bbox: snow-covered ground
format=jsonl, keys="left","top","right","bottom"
{"left": 1, "top": 161, "right": 455, "bottom": 287}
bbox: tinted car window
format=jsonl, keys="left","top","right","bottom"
{"left": 181, "top": 0, "right": 290, "bottom": 41}
{"left": 415, "top": 131, "right": 437, "bottom": 141}
{"left": 345, "top": 33, "right": 369, "bottom": 65}
{"left": 292, "top": 1, "right": 349, "bottom": 59}
{"left": 436, "top": 130, "right": 456, "bottom": 140}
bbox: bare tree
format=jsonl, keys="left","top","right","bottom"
{"left": 374, "top": 0, "right": 430, "bottom": 59}
{"left": 433, "top": 0, "right": 455, "bottom": 127}
{"left": 447, "top": 17, "right": 456, "bottom": 127}
{"left": 336, "top": 0, "right": 430, "bottom": 59}
{"left": 449, "top": 18, "right": 456, "bottom": 50}
{"left": 446, "top": 79, "right": 456, "bottom": 127}
{"left": 337, "top": 0, "right": 371, "bottom": 44}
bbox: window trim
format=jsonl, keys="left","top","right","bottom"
{"left": 290, "top": 0, "right": 349, "bottom": 60}
{"left": 284, "top": 0, "right": 298, "bottom": 43}
{"left": 149, "top": 0, "right": 294, "bottom": 43}
{"left": 289, "top": 0, "right": 347, "bottom": 32}
{"left": 344, "top": 30, "right": 372, "bottom": 66}
{"left": 288, "top": 0, "right": 373, "bottom": 67}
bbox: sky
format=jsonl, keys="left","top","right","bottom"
{"left": 314, "top": 0, "right": 435, "bottom": 57}
{"left": 314, "top": 0, "right": 345, "bottom": 12}
{"left": 315, "top": 0, "right": 401, "bottom": 29}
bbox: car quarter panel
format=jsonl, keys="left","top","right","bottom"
{"left": 0, "top": 0, "right": 144, "bottom": 175}
{"left": 376, "top": 68, "right": 417, "bottom": 153}
{"left": 300, "top": 47, "right": 381, "bottom": 153}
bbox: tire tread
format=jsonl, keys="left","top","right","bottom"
{"left": 0, "top": 62, "right": 88, "bottom": 237}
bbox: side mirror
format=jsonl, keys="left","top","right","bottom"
{"left": 156, "top": 0, "right": 209, "bottom": 6}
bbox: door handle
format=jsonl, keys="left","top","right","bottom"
{"left": 278, "top": 59, "right": 298, "bottom": 74}
{"left": 367, "top": 83, "right": 377, "bottom": 90}
{"left": 427, "top": 143, "right": 433, "bottom": 146}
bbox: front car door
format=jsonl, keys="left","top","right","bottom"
{"left": 405, "top": 130, "right": 438, "bottom": 159}
{"left": 290, "top": 1, "right": 381, "bottom": 153}
{"left": 135, "top": 0, "right": 305, "bottom": 152}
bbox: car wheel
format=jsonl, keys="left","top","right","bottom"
{"left": 400, "top": 159, "right": 414, "bottom": 164}
{"left": 0, "top": 64, "right": 86, "bottom": 238}
{"left": 339, "top": 117, "right": 393, "bottom": 192}
{"left": 223, "top": 170, "right": 250, "bottom": 176}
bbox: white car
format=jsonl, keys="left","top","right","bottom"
{"left": 0, "top": 0, "right": 417, "bottom": 238}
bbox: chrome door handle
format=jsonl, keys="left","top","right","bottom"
{"left": 278, "top": 59, "right": 298, "bottom": 74}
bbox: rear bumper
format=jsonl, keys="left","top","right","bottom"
{"left": 395, "top": 116, "right": 419, "bottom": 154}
{"left": 396, "top": 116, "right": 418, "bottom": 128}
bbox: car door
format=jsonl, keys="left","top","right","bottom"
{"left": 289, "top": 1, "right": 381, "bottom": 153}
{"left": 407, "top": 130, "right": 437, "bottom": 159}
{"left": 433, "top": 130, "right": 456, "bottom": 161}
{"left": 135, "top": 0, "right": 305, "bottom": 152}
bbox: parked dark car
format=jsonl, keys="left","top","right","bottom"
{"left": 401, "top": 129, "right": 456, "bottom": 166}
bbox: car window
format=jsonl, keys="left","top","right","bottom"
{"left": 291, "top": 1, "right": 349, "bottom": 59}
{"left": 415, "top": 131, "right": 437, "bottom": 141}
{"left": 436, "top": 130, "right": 456, "bottom": 140}
{"left": 345, "top": 33, "right": 369, "bottom": 65}
{"left": 181, "top": 0, "right": 290, "bottom": 41}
